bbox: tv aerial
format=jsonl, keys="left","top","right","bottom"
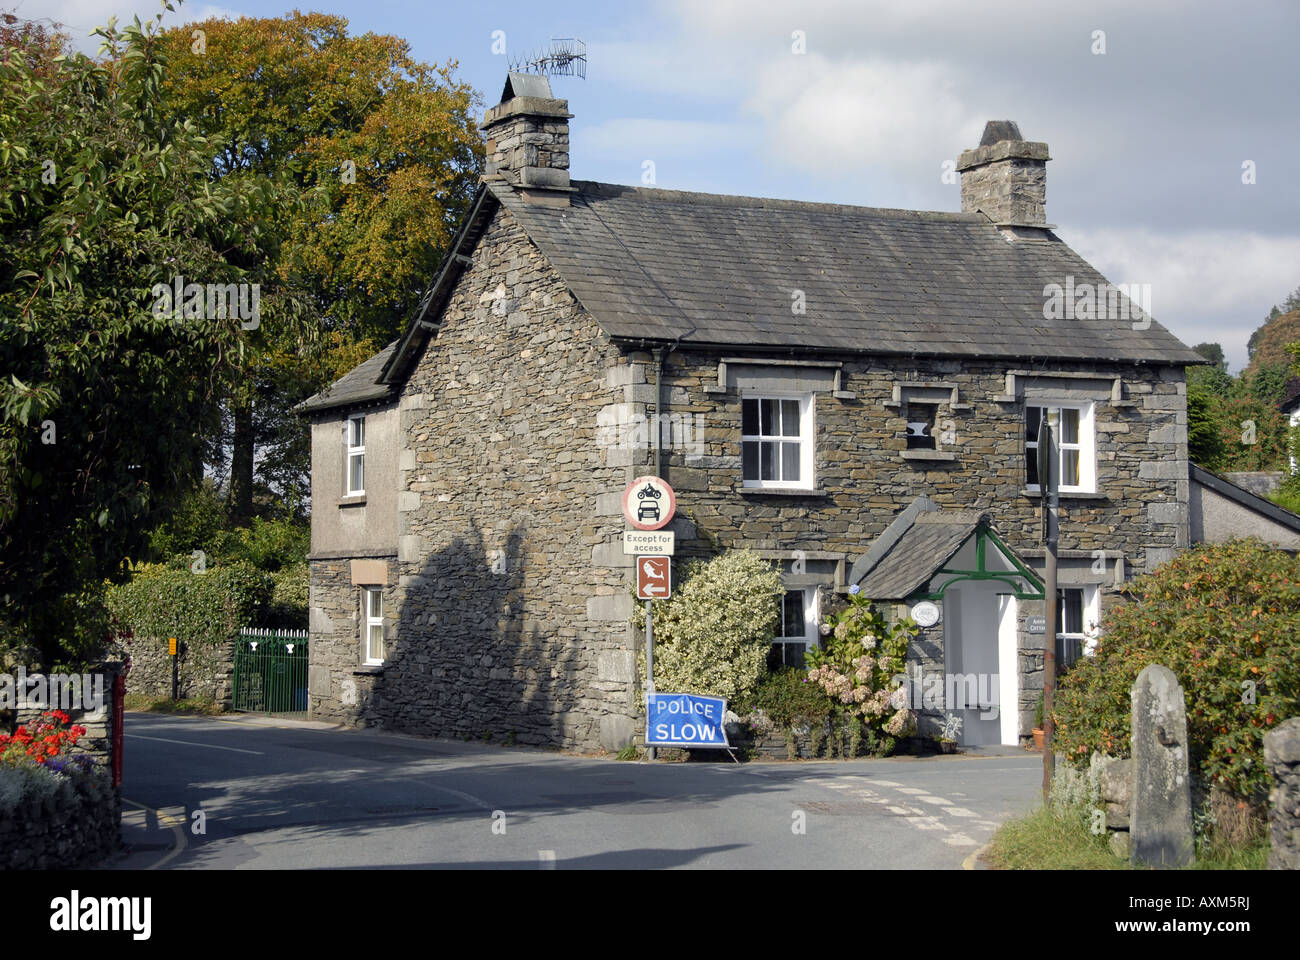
{"left": 510, "top": 38, "right": 587, "bottom": 79}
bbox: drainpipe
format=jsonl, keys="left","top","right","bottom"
{"left": 653, "top": 348, "right": 665, "bottom": 476}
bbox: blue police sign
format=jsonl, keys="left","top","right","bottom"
{"left": 646, "top": 692, "right": 730, "bottom": 748}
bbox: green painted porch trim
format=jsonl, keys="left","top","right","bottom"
{"left": 907, "top": 525, "right": 1046, "bottom": 603}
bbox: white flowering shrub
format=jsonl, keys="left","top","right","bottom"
{"left": 807, "top": 589, "right": 918, "bottom": 755}
{"left": 634, "top": 550, "right": 785, "bottom": 703}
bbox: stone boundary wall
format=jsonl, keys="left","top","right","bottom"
{"left": 1265, "top": 717, "right": 1300, "bottom": 869}
{"left": 3, "top": 662, "right": 124, "bottom": 868}
{"left": 112, "top": 634, "right": 235, "bottom": 708}
{"left": 0, "top": 765, "right": 120, "bottom": 869}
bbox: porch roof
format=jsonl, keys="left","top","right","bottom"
{"left": 850, "top": 497, "right": 1043, "bottom": 601}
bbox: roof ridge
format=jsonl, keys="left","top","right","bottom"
{"left": 569, "top": 179, "right": 989, "bottom": 222}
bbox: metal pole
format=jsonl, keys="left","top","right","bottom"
{"left": 1041, "top": 410, "right": 1059, "bottom": 800}
{"left": 171, "top": 646, "right": 179, "bottom": 702}
{"left": 646, "top": 599, "right": 655, "bottom": 761}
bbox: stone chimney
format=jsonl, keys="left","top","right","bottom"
{"left": 956, "top": 121, "right": 1051, "bottom": 227}
{"left": 481, "top": 73, "right": 572, "bottom": 204}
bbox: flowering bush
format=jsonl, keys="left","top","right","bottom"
{"left": 1054, "top": 539, "right": 1300, "bottom": 802}
{"left": 633, "top": 550, "right": 785, "bottom": 703}
{"left": 0, "top": 710, "right": 87, "bottom": 769}
{"left": 806, "top": 590, "right": 918, "bottom": 755}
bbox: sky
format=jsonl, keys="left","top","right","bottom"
{"left": 28, "top": 0, "right": 1300, "bottom": 372}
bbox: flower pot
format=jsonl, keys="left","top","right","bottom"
{"left": 1032, "top": 728, "right": 1044, "bottom": 751}
{"left": 936, "top": 740, "right": 957, "bottom": 754}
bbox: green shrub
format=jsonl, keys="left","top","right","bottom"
{"left": 741, "top": 667, "right": 833, "bottom": 729}
{"left": 1054, "top": 539, "right": 1300, "bottom": 802}
{"left": 267, "top": 563, "right": 309, "bottom": 626}
{"left": 106, "top": 560, "right": 272, "bottom": 649}
{"left": 633, "top": 550, "right": 785, "bottom": 703}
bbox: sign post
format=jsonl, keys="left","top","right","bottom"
{"left": 1037, "top": 411, "right": 1059, "bottom": 799}
{"left": 169, "top": 636, "right": 179, "bottom": 702}
{"left": 622, "top": 476, "right": 676, "bottom": 761}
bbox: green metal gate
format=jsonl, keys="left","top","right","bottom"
{"left": 232, "top": 628, "right": 309, "bottom": 714}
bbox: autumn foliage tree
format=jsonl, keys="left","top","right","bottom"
{"left": 152, "top": 11, "right": 483, "bottom": 518}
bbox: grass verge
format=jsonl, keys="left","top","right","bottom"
{"left": 985, "top": 802, "right": 1268, "bottom": 870}
{"left": 123, "top": 693, "right": 224, "bottom": 716}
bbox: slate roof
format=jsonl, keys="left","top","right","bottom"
{"left": 304, "top": 172, "right": 1205, "bottom": 416}
{"left": 295, "top": 341, "right": 400, "bottom": 415}
{"left": 850, "top": 497, "right": 1000, "bottom": 601}
{"left": 490, "top": 180, "right": 1205, "bottom": 364}
{"left": 1190, "top": 463, "right": 1300, "bottom": 534}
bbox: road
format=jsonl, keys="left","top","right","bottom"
{"left": 115, "top": 712, "right": 1043, "bottom": 869}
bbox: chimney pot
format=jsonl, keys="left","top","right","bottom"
{"left": 956, "top": 121, "right": 1050, "bottom": 227}
{"left": 481, "top": 73, "right": 573, "bottom": 200}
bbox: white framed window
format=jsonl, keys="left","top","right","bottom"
{"left": 769, "top": 587, "right": 819, "bottom": 669}
{"left": 346, "top": 415, "right": 366, "bottom": 496}
{"left": 363, "top": 587, "right": 385, "bottom": 664}
{"left": 742, "top": 394, "right": 814, "bottom": 489}
{"left": 1056, "top": 585, "right": 1100, "bottom": 667}
{"left": 1025, "top": 402, "right": 1095, "bottom": 493}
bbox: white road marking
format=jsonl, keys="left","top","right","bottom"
{"left": 126, "top": 733, "right": 264, "bottom": 755}
{"left": 917, "top": 795, "right": 952, "bottom": 805}
{"left": 946, "top": 807, "right": 978, "bottom": 817}
{"left": 538, "top": 850, "right": 556, "bottom": 869}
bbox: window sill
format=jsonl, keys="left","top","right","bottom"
{"left": 739, "top": 486, "right": 829, "bottom": 497}
{"left": 1020, "top": 489, "right": 1108, "bottom": 501}
{"left": 354, "top": 664, "right": 384, "bottom": 675}
{"left": 339, "top": 495, "right": 367, "bottom": 507}
{"left": 901, "top": 450, "right": 958, "bottom": 462}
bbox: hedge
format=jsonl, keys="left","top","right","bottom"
{"left": 105, "top": 561, "right": 272, "bottom": 648}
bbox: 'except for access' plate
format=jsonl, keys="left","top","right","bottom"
{"left": 623, "top": 530, "right": 675, "bottom": 556}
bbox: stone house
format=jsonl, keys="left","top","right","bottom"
{"left": 297, "top": 73, "right": 1289, "bottom": 751}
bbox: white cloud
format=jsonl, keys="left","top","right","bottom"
{"left": 1063, "top": 227, "right": 1300, "bottom": 371}
{"left": 35, "top": 0, "right": 245, "bottom": 54}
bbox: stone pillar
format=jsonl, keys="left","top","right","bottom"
{"left": 1264, "top": 717, "right": 1300, "bottom": 870}
{"left": 1130, "top": 664, "right": 1195, "bottom": 868}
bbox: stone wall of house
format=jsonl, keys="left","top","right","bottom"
{"left": 627, "top": 349, "right": 1185, "bottom": 744}
{"left": 307, "top": 554, "right": 392, "bottom": 726}
{"left": 309, "top": 202, "right": 643, "bottom": 751}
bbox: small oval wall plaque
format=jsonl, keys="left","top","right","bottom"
{"left": 910, "top": 601, "right": 940, "bottom": 627}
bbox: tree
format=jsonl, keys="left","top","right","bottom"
{"left": 1192, "top": 342, "right": 1227, "bottom": 372}
{"left": 152, "top": 12, "right": 483, "bottom": 519}
{"left": 0, "top": 9, "right": 280, "bottom": 666}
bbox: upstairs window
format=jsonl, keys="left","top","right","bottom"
{"left": 1025, "top": 403, "right": 1095, "bottom": 493}
{"left": 742, "top": 395, "right": 813, "bottom": 489}
{"left": 905, "top": 402, "right": 938, "bottom": 450}
{"left": 347, "top": 415, "right": 366, "bottom": 496}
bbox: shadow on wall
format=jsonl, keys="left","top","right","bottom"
{"left": 352, "top": 524, "right": 589, "bottom": 747}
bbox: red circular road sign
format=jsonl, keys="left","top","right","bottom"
{"left": 622, "top": 475, "right": 676, "bottom": 531}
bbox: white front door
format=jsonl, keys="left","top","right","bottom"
{"left": 942, "top": 583, "right": 1020, "bottom": 746}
